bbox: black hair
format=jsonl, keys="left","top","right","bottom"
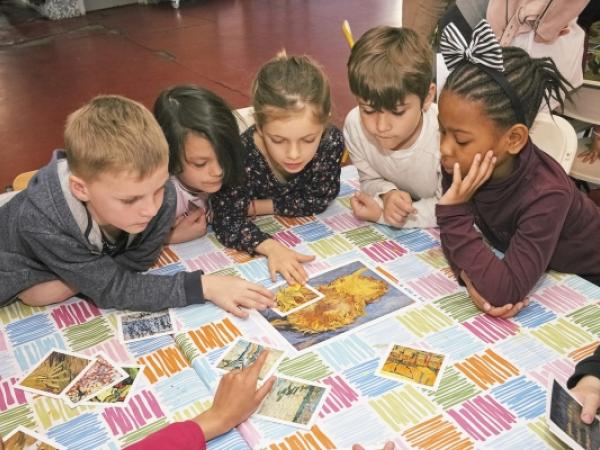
{"left": 153, "top": 85, "right": 244, "bottom": 187}
{"left": 443, "top": 47, "right": 571, "bottom": 129}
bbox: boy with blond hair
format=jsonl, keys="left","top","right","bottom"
{"left": 0, "top": 95, "right": 273, "bottom": 315}
{"left": 345, "top": 26, "right": 441, "bottom": 228}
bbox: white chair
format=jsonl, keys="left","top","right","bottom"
{"left": 0, "top": 191, "right": 18, "bottom": 207}
{"left": 234, "top": 106, "right": 255, "bottom": 134}
{"left": 529, "top": 112, "right": 578, "bottom": 174}
{"left": 569, "top": 137, "right": 600, "bottom": 185}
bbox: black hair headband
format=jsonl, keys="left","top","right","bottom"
{"left": 440, "top": 20, "right": 526, "bottom": 125}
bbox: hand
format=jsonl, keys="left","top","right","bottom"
{"left": 461, "top": 271, "right": 529, "bottom": 319}
{"left": 350, "top": 191, "right": 383, "bottom": 222}
{"left": 352, "top": 443, "right": 395, "bottom": 450}
{"left": 571, "top": 375, "right": 600, "bottom": 424}
{"left": 382, "top": 190, "right": 417, "bottom": 227}
{"left": 578, "top": 136, "right": 600, "bottom": 164}
{"left": 257, "top": 239, "right": 315, "bottom": 285}
{"left": 168, "top": 208, "right": 207, "bottom": 244}
{"left": 194, "top": 350, "right": 276, "bottom": 440}
{"left": 202, "top": 275, "right": 274, "bottom": 318}
{"left": 439, "top": 151, "right": 496, "bottom": 206}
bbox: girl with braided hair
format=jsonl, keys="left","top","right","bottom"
{"left": 435, "top": 21, "right": 600, "bottom": 319}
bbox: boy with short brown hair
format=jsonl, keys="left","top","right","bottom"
{"left": 0, "top": 95, "right": 272, "bottom": 315}
{"left": 345, "top": 26, "right": 441, "bottom": 228}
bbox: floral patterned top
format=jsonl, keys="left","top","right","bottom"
{"left": 211, "top": 124, "right": 344, "bottom": 253}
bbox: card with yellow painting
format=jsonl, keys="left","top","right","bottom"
{"left": 376, "top": 344, "right": 447, "bottom": 391}
{"left": 270, "top": 282, "right": 325, "bottom": 317}
{"left": 4, "top": 425, "right": 65, "bottom": 450}
{"left": 17, "top": 349, "right": 94, "bottom": 399}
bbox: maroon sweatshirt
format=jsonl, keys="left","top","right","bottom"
{"left": 436, "top": 140, "right": 600, "bottom": 306}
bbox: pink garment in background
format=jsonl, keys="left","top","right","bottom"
{"left": 486, "top": 0, "right": 589, "bottom": 43}
{"left": 171, "top": 176, "right": 210, "bottom": 219}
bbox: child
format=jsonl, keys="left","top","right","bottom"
{"left": 435, "top": 20, "right": 600, "bottom": 317}
{"left": 0, "top": 95, "right": 273, "bottom": 316}
{"left": 122, "top": 353, "right": 395, "bottom": 450}
{"left": 211, "top": 53, "right": 345, "bottom": 285}
{"left": 125, "top": 350, "right": 275, "bottom": 450}
{"left": 569, "top": 345, "right": 600, "bottom": 425}
{"left": 153, "top": 85, "right": 244, "bottom": 244}
{"left": 344, "top": 26, "right": 441, "bottom": 229}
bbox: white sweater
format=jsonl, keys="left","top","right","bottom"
{"left": 343, "top": 104, "right": 441, "bottom": 228}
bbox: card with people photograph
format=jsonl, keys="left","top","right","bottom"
{"left": 117, "top": 310, "right": 176, "bottom": 343}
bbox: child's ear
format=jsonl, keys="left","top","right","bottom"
{"left": 422, "top": 83, "right": 436, "bottom": 112}
{"left": 506, "top": 124, "right": 529, "bottom": 156}
{"left": 69, "top": 175, "right": 91, "bottom": 202}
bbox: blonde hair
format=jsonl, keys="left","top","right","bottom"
{"left": 251, "top": 51, "right": 331, "bottom": 128}
{"left": 65, "top": 95, "right": 168, "bottom": 181}
{"left": 348, "top": 26, "right": 433, "bottom": 110}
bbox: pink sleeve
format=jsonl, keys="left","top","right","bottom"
{"left": 124, "top": 421, "right": 206, "bottom": 450}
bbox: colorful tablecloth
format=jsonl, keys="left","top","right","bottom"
{"left": 1, "top": 166, "right": 598, "bottom": 450}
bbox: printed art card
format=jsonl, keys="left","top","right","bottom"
{"left": 82, "top": 365, "right": 145, "bottom": 406}
{"left": 546, "top": 379, "right": 600, "bottom": 450}
{"left": 259, "top": 259, "right": 415, "bottom": 352}
{"left": 376, "top": 344, "right": 448, "bottom": 391}
{"left": 253, "top": 375, "right": 330, "bottom": 429}
{"left": 4, "top": 425, "right": 66, "bottom": 450}
{"left": 117, "top": 309, "right": 176, "bottom": 343}
{"left": 63, "top": 354, "right": 128, "bottom": 407}
{"left": 16, "top": 349, "right": 94, "bottom": 399}
{"left": 270, "top": 282, "right": 325, "bottom": 317}
{"left": 213, "top": 337, "right": 286, "bottom": 381}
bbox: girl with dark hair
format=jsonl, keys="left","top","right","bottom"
{"left": 435, "top": 21, "right": 600, "bottom": 318}
{"left": 154, "top": 85, "right": 244, "bottom": 244}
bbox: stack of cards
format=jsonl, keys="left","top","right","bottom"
{"left": 547, "top": 379, "right": 600, "bottom": 450}
{"left": 117, "top": 310, "right": 176, "bottom": 343}
{"left": 17, "top": 349, "right": 143, "bottom": 408}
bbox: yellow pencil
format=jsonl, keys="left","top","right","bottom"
{"left": 342, "top": 20, "right": 354, "bottom": 48}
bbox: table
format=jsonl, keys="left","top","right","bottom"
{"left": 1, "top": 166, "right": 598, "bottom": 450}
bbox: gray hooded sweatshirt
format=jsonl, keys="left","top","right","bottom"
{"left": 0, "top": 151, "right": 204, "bottom": 310}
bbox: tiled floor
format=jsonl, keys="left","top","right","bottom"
{"left": 0, "top": 0, "right": 402, "bottom": 189}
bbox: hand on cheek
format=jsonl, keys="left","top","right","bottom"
{"left": 439, "top": 150, "right": 496, "bottom": 206}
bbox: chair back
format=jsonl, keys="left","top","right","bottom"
{"left": 529, "top": 113, "right": 577, "bottom": 173}
{"left": 234, "top": 106, "right": 255, "bottom": 133}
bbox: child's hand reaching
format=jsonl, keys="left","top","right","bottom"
{"left": 168, "top": 208, "right": 207, "bottom": 244}
{"left": 439, "top": 151, "right": 496, "bottom": 206}
{"left": 570, "top": 375, "right": 600, "bottom": 424}
{"left": 350, "top": 191, "right": 383, "bottom": 222}
{"left": 194, "top": 350, "right": 275, "bottom": 440}
{"left": 381, "top": 190, "right": 417, "bottom": 227}
{"left": 461, "top": 271, "right": 529, "bottom": 319}
{"left": 202, "top": 274, "right": 274, "bottom": 318}
{"left": 257, "top": 239, "right": 315, "bottom": 285}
